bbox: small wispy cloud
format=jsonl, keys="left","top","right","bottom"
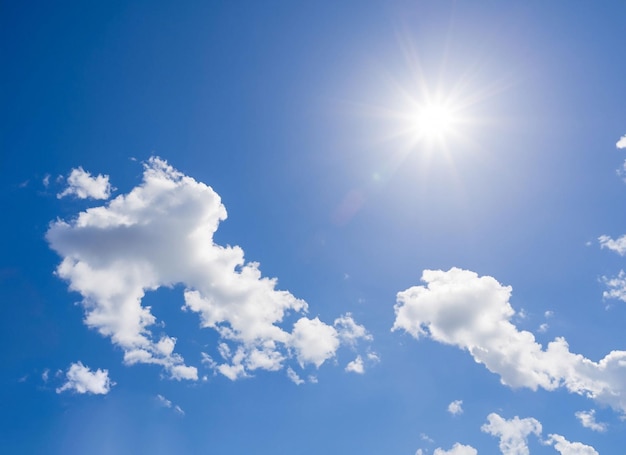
{"left": 156, "top": 394, "right": 185, "bottom": 415}
{"left": 598, "top": 234, "right": 626, "bottom": 256}
{"left": 616, "top": 134, "right": 626, "bottom": 149}
{"left": 286, "top": 367, "right": 304, "bottom": 385}
{"left": 420, "top": 433, "right": 434, "bottom": 443}
{"left": 601, "top": 270, "right": 626, "bottom": 303}
{"left": 575, "top": 409, "right": 607, "bottom": 432}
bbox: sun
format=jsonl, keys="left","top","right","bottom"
{"left": 413, "top": 102, "right": 457, "bottom": 142}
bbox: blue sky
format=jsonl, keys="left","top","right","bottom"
{"left": 3, "top": 1, "right": 626, "bottom": 453}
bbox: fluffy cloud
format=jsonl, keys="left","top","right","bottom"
{"left": 392, "top": 268, "right": 626, "bottom": 413}
{"left": 447, "top": 399, "right": 463, "bottom": 415}
{"left": 574, "top": 410, "right": 607, "bottom": 432}
{"left": 601, "top": 270, "right": 626, "bottom": 302}
{"left": 480, "top": 413, "right": 598, "bottom": 455}
{"left": 547, "top": 434, "right": 598, "bottom": 455}
{"left": 598, "top": 234, "right": 626, "bottom": 255}
{"left": 481, "top": 413, "right": 541, "bottom": 455}
{"left": 345, "top": 355, "right": 364, "bottom": 374}
{"left": 433, "top": 443, "right": 477, "bottom": 455}
{"left": 56, "top": 361, "right": 113, "bottom": 395}
{"left": 616, "top": 134, "right": 626, "bottom": 149}
{"left": 335, "top": 313, "right": 373, "bottom": 345}
{"left": 57, "top": 167, "right": 112, "bottom": 200}
{"left": 290, "top": 317, "right": 339, "bottom": 368}
{"left": 48, "top": 158, "right": 371, "bottom": 381}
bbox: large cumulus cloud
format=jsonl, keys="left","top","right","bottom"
{"left": 393, "top": 267, "right": 626, "bottom": 413}
{"left": 48, "top": 157, "right": 372, "bottom": 381}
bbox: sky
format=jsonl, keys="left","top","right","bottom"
{"left": 2, "top": 1, "right": 626, "bottom": 454}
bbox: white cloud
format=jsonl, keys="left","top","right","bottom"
{"left": 479, "top": 412, "right": 598, "bottom": 455}
{"left": 618, "top": 161, "right": 626, "bottom": 181}
{"left": 156, "top": 394, "right": 185, "bottom": 415}
{"left": 617, "top": 134, "right": 626, "bottom": 149}
{"left": 42, "top": 369, "right": 49, "bottom": 382}
{"left": 48, "top": 158, "right": 370, "bottom": 381}
{"left": 433, "top": 443, "right": 477, "bottom": 455}
{"left": 598, "top": 234, "right": 626, "bottom": 255}
{"left": 574, "top": 409, "right": 607, "bottom": 432}
{"left": 290, "top": 317, "right": 339, "bottom": 368}
{"left": 57, "top": 167, "right": 112, "bottom": 200}
{"left": 367, "top": 351, "right": 381, "bottom": 363}
{"left": 547, "top": 434, "right": 598, "bottom": 455}
{"left": 156, "top": 394, "right": 172, "bottom": 407}
{"left": 481, "top": 413, "right": 541, "bottom": 455}
{"left": 420, "top": 433, "right": 434, "bottom": 443}
{"left": 334, "top": 313, "right": 372, "bottom": 345}
{"left": 601, "top": 270, "right": 626, "bottom": 302}
{"left": 286, "top": 367, "right": 304, "bottom": 385}
{"left": 345, "top": 355, "right": 364, "bottom": 374}
{"left": 447, "top": 399, "right": 463, "bottom": 415}
{"left": 538, "top": 323, "right": 549, "bottom": 333}
{"left": 56, "top": 361, "right": 113, "bottom": 395}
{"left": 392, "top": 268, "right": 626, "bottom": 414}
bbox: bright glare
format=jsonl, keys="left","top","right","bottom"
{"left": 414, "top": 102, "right": 456, "bottom": 141}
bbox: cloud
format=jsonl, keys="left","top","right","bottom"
{"left": 617, "top": 134, "right": 626, "bottom": 149}
{"left": 574, "top": 410, "right": 607, "bottom": 432}
{"left": 156, "top": 394, "right": 185, "bottom": 415}
{"left": 433, "top": 443, "right": 477, "bottom": 455}
{"left": 447, "top": 399, "right": 463, "bottom": 415}
{"left": 392, "top": 268, "right": 626, "bottom": 414}
{"left": 57, "top": 167, "right": 113, "bottom": 200}
{"left": 367, "top": 351, "right": 381, "bottom": 363}
{"left": 290, "top": 317, "right": 340, "bottom": 368}
{"left": 286, "top": 367, "right": 304, "bottom": 385}
{"left": 56, "top": 361, "right": 113, "bottom": 395}
{"left": 479, "top": 412, "right": 598, "bottom": 455}
{"left": 547, "top": 434, "right": 598, "bottom": 455}
{"left": 420, "top": 433, "right": 434, "bottom": 443}
{"left": 48, "top": 158, "right": 370, "bottom": 381}
{"left": 334, "top": 312, "right": 372, "bottom": 345}
{"left": 601, "top": 270, "right": 626, "bottom": 302}
{"left": 345, "top": 355, "right": 364, "bottom": 374}
{"left": 481, "top": 413, "right": 541, "bottom": 455}
{"left": 598, "top": 234, "right": 626, "bottom": 255}
{"left": 156, "top": 394, "right": 172, "bottom": 407}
